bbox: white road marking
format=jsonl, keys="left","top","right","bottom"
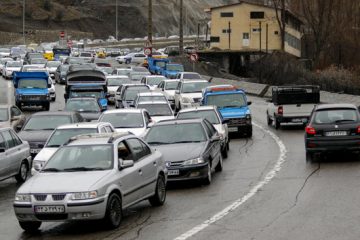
{"left": 174, "top": 122, "right": 287, "bottom": 240}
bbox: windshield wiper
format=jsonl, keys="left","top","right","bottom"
{"left": 171, "top": 141, "right": 202, "bottom": 144}
{"left": 147, "top": 141, "right": 172, "bottom": 145}
{"left": 46, "top": 144, "right": 61, "bottom": 148}
{"left": 335, "top": 119, "right": 355, "bottom": 123}
{"left": 41, "top": 168, "right": 61, "bottom": 172}
{"left": 63, "top": 167, "right": 105, "bottom": 172}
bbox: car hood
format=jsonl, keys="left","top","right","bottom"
{"left": 79, "top": 112, "right": 101, "bottom": 121}
{"left": 114, "top": 127, "right": 146, "bottom": 137}
{"left": 16, "top": 88, "right": 48, "bottom": 95}
{"left": 152, "top": 142, "right": 206, "bottom": 163}
{"left": 18, "top": 171, "right": 112, "bottom": 193}
{"left": 219, "top": 107, "right": 250, "bottom": 119}
{"left": 18, "top": 130, "right": 53, "bottom": 142}
{"left": 6, "top": 67, "right": 21, "bottom": 71}
{"left": 151, "top": 116, "right": 174, "bottom": 123}
{"left": 108, "top": 86, "right": 119, "bottom": 93}
{"left": 180, "top": 92, "right": 202, "bottom": 99}
{"left": 34, "top": 147, "right": 58, "bottom": 162}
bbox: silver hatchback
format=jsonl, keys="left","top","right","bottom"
{"left": 14, "top": 132, "right": 167, "bottom": 232}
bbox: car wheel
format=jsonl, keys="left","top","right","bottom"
{"left": 52, "top": 97, "right": 56, "bottom": 102}
{"left": 149, "top": 175, "right": 166, "bottom": 207}
{"left": 221, "top": 145, "right": 228, "bottom": 158}
{"left": 15, "top": 161, "right": 28, "bottom": 183}
{"left": 104, "top": 193, "right": 122, "bottom": 229}
{"left": 16, "top": 102, "right": 22, "bottom": 110}
{"left": 215, "top": 155, "right": 223, "bottom": 172}
{"left": 226, "top": 140, "right": 230, "bottom": 151}
{"left": 306, "top": 151, "right": 314, "bottom": 163}
{"left": 203, "top": 163, "right": 212, "bottom": 185}
{"left": 275, "top": 118, "right": 281, "bottom": 130}
{"left": 267, "top": 114, "right": 273, "bottom": 126}
{"left": 19, "top": 221, "right": 41, "bottom": 232}
{"left": 247, "top": 128, "right": 253, "bottom": 138}
{"left": 44, "top": 103, "right": 50, "bottom": 111}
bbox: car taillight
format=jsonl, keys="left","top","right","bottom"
{"left": 305, "top": 126, "right": 316, "bottom": 135}
{"left": 277, "top": 106, "right": 283, "bottom": 115}
{"left": 357, "top": 126, "right": 360, "bottom": 134}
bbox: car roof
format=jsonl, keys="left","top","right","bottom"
{"left": 106, "top": 75, "right": 129, "bottom": 79}
{"left": 138, "top": 101, "right": 169, "bottom": 105}
{"left": 67, "top": 132, "right": 132, "bottom": 146}
{"left": 137, "top": 92, "right": 165, "bottom": 96}
{"left": 181, "top": 80, "right": 208, "bottom": 83}
{"left": 154, "top": 118, "right": 204, "bottom": 126}
{"left": 315, "top": 103, "right": 357, "bottom": 110}
{"left": 178, "top": 106, "right": 216, "bottom": 113}
{"left": 102, "top": 109, "right": 143, "bottom": 114}
{"left": 180, "top": 72, "right": 200, "bottom": 75}
{"left": 56, "top": 122, "right": 110, "bottom": 130}
{"left": 31, "top": 111, "right": 76, "bottom": 116}
{"left": 145, "top": 75, "right": 166, "bottom": 78}
{"left": 163, "top": 79, "right": 180, "bottom": 82}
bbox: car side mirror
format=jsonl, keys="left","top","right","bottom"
{"left": 222, "top": 119, "right": 229, "bottom": 124}
{"left": 210, "top": 134, "right": 221, "bottom": 143}
{"left": 129, "top": 104, "right": 135, "bottom": 108}
{"left": 119, "top": 159, "right": 134, "bottom": 170}
{"left": 0, "top": 148, "right": 5, "bottom": 153}
{"left": 15, "top": 124, "right": 23, "bottom": 132}
{"left": 147, "top": 121, "right": 154, "bottom": 128}
{"left": 247, "top": 101, "right": 252, "bottom": 106}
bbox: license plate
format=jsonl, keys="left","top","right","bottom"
{"left": 30, "top": 149, "right": 40, "bottom": 154}
{"left": 35, "top": 205, "right": 65, "bottom": 213}
{"left": 228, "top": 127, "right": 238, "bottom": 132}
{"left": 292, "top": 118, "right": 302, "bottom": 123}
{"left": 168, "top": 170, "right": 179, "bottom": 176}
{"left": 325, "top": 131, "right": 348, "bottom": 136}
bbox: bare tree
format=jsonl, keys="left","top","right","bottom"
{"left": 272, "top": 0, "right": 287, "bottom": 51}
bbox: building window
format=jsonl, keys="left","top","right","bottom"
{"left": 285, "top": 32, "right": 301, "bottom": 50}
{"left": 221, "top": 12, "right": 233, "bottom": 17}
{"left": 252, "top": 28, "right": 261, "bottom": 33}
{"left": 210, "top": 36, "right": 220, "bottom": 43}
{"left": 274, "top": 31, "right": 279, "bottom": 35}
{"left": 250, "top": 11, "right": 264, "bottom": 19}
{"left": 222, "top": 29, "right": 227, "bottom": 33}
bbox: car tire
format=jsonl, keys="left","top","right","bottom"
{"left": 215, "top": 155, "right": 223, "bottom": 172}
{"left": 306, "top": 151, "right": 314, "bottom": 163}
{"left": 19, "top": 221, "right": 41, "bottom": 232}
{"left": 226, "top": 140, "right": 230, "bottom": 151}
{"left": 203, "top": 163, "right": 212, "bottom": 185}
{"left": 16, "top": 102, "right": 22, "bottom": 110}
{"left": 221, "top": 145, "right": 228, "bottom": 158}
{"left": 52, "top": 97, "right": 56, "bottom": 102}
{"left": 267, "top": 114, "right": 273, "bottom": 126}
{"left": 44, "top": 103, "right": 50, "bottom": 111}
{"left": 247, "top": 128, "right": 253, "bottom": 138}
{"left": 275, "top": 118, "right": 281, "bottom": 130}
{"left": 15, "top": 161, "right": 28, "bottom": 183}
{"left": 104, "top": 193, "right": 122, "bottom": 229}
{"left": 149, "top": 175, "right": 166, "bottom": 207}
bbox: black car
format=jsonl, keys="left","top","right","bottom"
{"left": 65, "top": 97, "right": 102, "bottom": 121}
{"left": 54, "top": 64, "right": 69, "bottom": 84}
{"left": 144, "top": 118, "right": 222, "bottom": 185}
{"left": 305, "top": 103, "right": 360, "bottom": 162}
{"left": 17, "top": 111, "right": 84, "bottom": 156}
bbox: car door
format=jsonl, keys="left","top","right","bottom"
{"left": 116, "top": 140, "right": 144, "bottom": 206}
{"left": 203, "top": 120, "right": 221, "bottom": 170}
{"left": 0, "top": 132, "right": 9, "bottom": 180}
{"left": 0, "top": 130, "right": 19, "bottom": 177}
{"left": 10, "top": 106, "right": 25, "bottom": 131}
{"left": 126, "top": 138, "right": 157, "bottom": 198}
{"left": 9, "top": 130, "right": 28, "bottom": 175}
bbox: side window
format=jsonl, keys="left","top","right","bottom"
{"left": 204, "top": 120, "right": 217, "bottom": 137}
{"left": 2, "top": 130, "right": 15, "bottom": 149}
{"left": 99, "top": 127, "right": 107, "bottom": 133}
{"left": 176, "top": 82, "right": 181, "bottom": 90}
{"left": 9, "top": 130, "right": 22, "bottom": 146}
{"left": 117, "top": 141, "right": 133, "bottom": 160}
{"left": 11, "top": 106, "right": 21, "bottom": 117}
{"left": 126, "top": 138, "right": 150, "bottom": 161}
{"left": 105, "top": 126, "right": 113, "bottom": 132}
{"left": 144, "top": 111, "right": 151, "bottom": 125}
{"left": 0, "top": 133, "right": 6, "bottom": 149}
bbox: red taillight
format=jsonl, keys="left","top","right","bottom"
{"left": 305, "top": 126, "right": 316, "bottom": 135}
{"left": 277, "top": 106, "right": 283, "bottom": 115}
{"left": 357, "top": 126, "right": 360, "bottom": 133}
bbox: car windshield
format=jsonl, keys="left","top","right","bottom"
{"left": 138, "top": 96, "right": 166, "bottom": 103}
{"left": 47, "top": 61, "right": 61, "bottom": 67}
{"left": 80, "top": 53, "right": 92, "bottom": 57}
{"left": 65, "top": 99, "right": 100, "bottom": 112}
{"left": 313, "top": 109, "right": 359, "bottom": 124}
{"left": 167, "top": 65, "right": 184, "bottom": 71}
{"left": 145, "top": 123, "right": 207, "bottom": 144}
{"left": 46, "top": 128, "right": 98, "bottom": 147}
{"left": 69, "top": 58, "right": 86, "bottom": 64}
{"left": 70, "top": 91, "right": 102, "bottom": 98}
{"left": 18, "top": 79, "right": 47, "bottom": 89}
{"left": 0, "top": 108, "right": 9, "bottom": 121}
{"left": 124, "top": 87, "right": 150, "bottom": 101}
{"left": 138, "top": 104, "right": 172, "bottom": 116}
{"left": 60, "top": 65, "right": 69, "bottom": 72}
{"left": 31, "top": 59, "right": 46, "bottom": 64}
{"left": 7, "top": 62, "right": 22, "bottom": 67}
{"left": 155, "top": 62, "right": 166, "bottom": 68}
{"left": 177, "top": 110, "right": 220, "bottom": 124}
{"left": 132, "top": 67, "right": 148, "bottom": 72}
{"left": 181, "top": 82, "right": 209, "bottom": 93}
{"left": 147, "top": 77, "right": 164, "bottom": 86}
{"left": 43, "top": 145, "right": 113, "bottom": 172}
{"left": 183, "top": 73, "right": 201, "bottom": 79}
{"left": 23, "top": 115, "right": 72, "bottom": 131}
{"left": 116, "top": 69, "right": 131, "bottom": 75}
{"left": 100, "top": 67, "right": 113, "bottom": 74}
{"left": 108, "top": 78, "right": 130, "bottom": 86}
{"left": 206, "top": 93, "right": 247, "bottom": 108}
{"left": 165, "top": 81, "right": 179, "bottom": 90}
{"left": 100, "top": 112, "right": 144, "bottom": 128}
{"left": 131, "top": 74, "right": 148, "bottom": 81}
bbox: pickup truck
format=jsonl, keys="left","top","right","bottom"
{"left": 160, "top": 63, "right": 184, "bottom": 79}
{"left": 13, "top": 72, "right": 51, "bottom": 110}
{"left": 266, "top": 85, "right": 320, "bottom": 129}
{"left": 147, "top": 57, "right": 169, "bottom": 75}
{"left": 202, "top": 85, "right": 253, "bottom": 137}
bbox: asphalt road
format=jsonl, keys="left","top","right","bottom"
{"left": 0, "top": 74, "right": 359, "bottom": 240}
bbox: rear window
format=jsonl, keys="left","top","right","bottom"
{"left": 313, "top": 109, "right": 358, "bottom": 124}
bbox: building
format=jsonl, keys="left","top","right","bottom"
{"left": 209, "top": 1, "right": 302, "bottom": 57}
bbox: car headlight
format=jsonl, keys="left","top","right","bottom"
{"left": 18, "top": 94, "right": 23, "bottom": 100}
{"left": 245, "top": 114, "right": 251, "bottom": 119}
{"left": 70, "top": 191, "right": 98, "bottom": 200}
{"left": 33, "top": 160, "right": 46, "bottom": 171}
{"left": 15, "top": 194, "right": 32, "bottom": 202}
{"left": 183, "top": 157, "right": 204, "bottom": 165}
{"left": 182, "top": 97, "right": 193, "bottom": 104}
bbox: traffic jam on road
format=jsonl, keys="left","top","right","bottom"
{"left": 0, "top": 42, "right": 359, "bottom": 238}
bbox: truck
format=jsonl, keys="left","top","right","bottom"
{"left": 13, "top": 72, "right": 51, "bottom": 111}
{"left": 266, "top": 85, "right": 320, "bottom": 129}
{"left": 202, "top": 85, "right": 253, "bottom": 137}
{"left": 147, "top": 57, "right": 170, "bottom": 75}
{"left": 64, "top": 65, "right": 108, "bottom": 110}
{"left": 160, "top": 63, "right": 184, "bottom": 79}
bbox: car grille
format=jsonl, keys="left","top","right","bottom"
{"left": 52, "top": 194, "right": 66, "bottom": 201}
{"left": 29, "top": 142, "right": 45, "bottom": 149}
{"left": 228, "top": 118, "right": 247, "bottom": 126}
{"left": 167, "top": 161, "right": 184, "bottom": 167}
{"left": 34, "top": 194, "right": 47, "bottom": 201}
{"left": 22, "top": 95, "right": 46, "bottom": 101}
{"left": 35, "top": 214, "right": 68, "bottom": 221}
{"left": 193, "top": 98, "right": 202, "bottom": 103}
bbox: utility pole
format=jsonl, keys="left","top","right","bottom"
{"left": 228, "top": 21, "right": 231, "bottom": 49}
{"left": 179, "top": 0, "right": 184, "bottom": 55}
{"left": 115, "top": 0, "right": 118, "bottom": 40}
{"left": 148, "top": 0, "right": 153, "bottom": 43}
{"left": 23, "top": 0, "right": 26, "bottom": 45}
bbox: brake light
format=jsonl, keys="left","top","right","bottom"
{"left": 277, "top": 106, "right": 283, "bottom": 115}
{"left": 357, "top": 126, "right": 360, "bottom": 133}
{"left": 305, "top": 126, "right": 316, "bottom": 135}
